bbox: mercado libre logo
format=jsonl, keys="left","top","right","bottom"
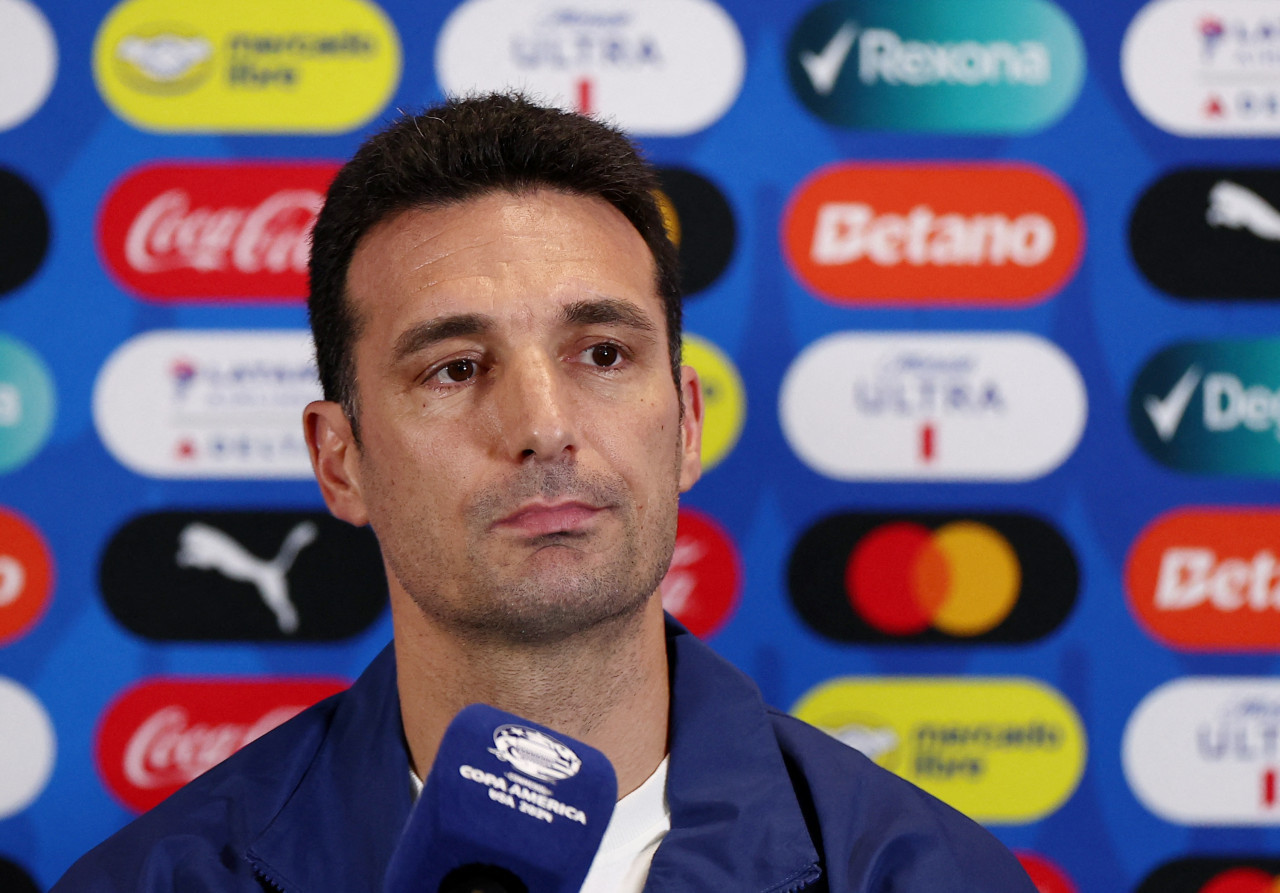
{"left": 1124, "top": 0, "right": 1280, "bottom": 137}
{"left": 782, "top": 162, "right": 1083, "bottom": 306}
{"left": 1129, "top": 340, "right": 1280, "bottom": 476}
{"left": 92, "top": 0, "right": 400, "bottom": 133}
{"left": 788, "top": 512, "right": 1077, "bottom": 644}
{"left": 97, "top": 162, "right": 340, "bottom": 301}
{"left": 786, "top": 0, "right": 1085, "bottom": 133}
{"left": 0, "top": 335, "right": 55, "bottom": 475}
{"left": 682, "top": 334, "right": 745, "bottom": 472}
{"left": 791, "top": 677, "right": 1085, "bottom": 823}
{"left": 779, "top": 332, "right": 1086, "bottom": 481}
{"left": 436, "top": 0, "right": 745, "bottom": 136}
{"left": 0, "top": 508, "right": 53, "bottom": 645}
{"left": 1126, "top": 507, "right": 1280, "bottom": 652}
{"left": 1137, "top": 857, "right": 1280, "bottom": 893}
{"left": 99, "top": 510, "right": 386, "bottom": 642}
{"left": 659, "top": 507, "right": 741, "bottom": 639}
{"left": 1130, "top": 168, "right": 1280, "bottom": 300}
{"left": 95, "top": 677, "right": 348, "bottom": 812}
{"left": 1123, "top": 678, "right": 1280, "bottom": 824}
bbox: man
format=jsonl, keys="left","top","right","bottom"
{"left": 55, "top": 94, "right": 1036, "bottom": 891}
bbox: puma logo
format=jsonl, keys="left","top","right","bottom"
{"left": 1206, "top": 180, "right": 1280, "bottom": 242}
{"left": 175, "top": 521, "right": 318, "bottom": 634}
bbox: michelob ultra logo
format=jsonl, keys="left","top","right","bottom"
{"left": 789, "top": 512, "right": 1077, "bottom": 644}
{"left": 779, "top": 332, "right": 1086, "bottom": 481}
{"left": 1123, "top": 678, "right": 1280, "bottom": 824}
{"left": 786, "top": 0, "right": 1084, "bottom": 133}
{"left": 792, "top": 677, "right": 1085, "bottom": 823}
{"left": 783, "top": 163, "right": 1083, "bottom": 305}
{"left": 1130, "top": 340, "right": 1280, "bottom": 476}
{"left": 93, "top": 0, "right": 400, "bottom": 133}
{"left": 436, "top": 0, "right": 744, "bottom": 136}
{"left": 1127, "top": 508, "right": 1280, "bottom": 651}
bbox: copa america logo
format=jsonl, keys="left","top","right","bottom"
{"left": 489, "top": 724, "right": 582, "bottom": 783}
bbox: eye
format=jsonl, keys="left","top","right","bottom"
{"left": 586, "top": 343, "right": 623, "bottom": 367}
{"left": 431, "top": 358, "right": 477, "bottom": 384}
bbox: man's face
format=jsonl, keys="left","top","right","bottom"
{"left": 305, "top": 189, "right": 702, "bottom": 643}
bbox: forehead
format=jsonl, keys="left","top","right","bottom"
{"left": 344, "top": 189, "right": 660, "bottom": 333}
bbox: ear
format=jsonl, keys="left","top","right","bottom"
{"left": 677, "top": 364, "right": 703, "bottom": 493}
{"left": 303, "top": 400, "right": 370, "bottom": 526}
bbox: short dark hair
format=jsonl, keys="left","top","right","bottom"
{"left": 308, "top": 92, "right": 682, "bottom": 429}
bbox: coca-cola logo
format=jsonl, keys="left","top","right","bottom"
{"left": 97, "top": 161, "right": 339, "bottom": 301}
{"left": 95, "top": 677, "right": 347, "bottom": 812}
{"left": 659, "top": 507, "right": 741, "bottom": 638}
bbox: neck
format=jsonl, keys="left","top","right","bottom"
{"left": 393, "top": 592, "right": 670, "bottom": 798}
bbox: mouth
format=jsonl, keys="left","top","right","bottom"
{"left": 492, "top": 501, "right": 606, "bottom": 538}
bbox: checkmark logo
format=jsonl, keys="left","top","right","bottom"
{"left": 1144, "top": 365, "right": 1202, "bottom": 442}
{"left": 800, "top": 21, "right": 858, "bottom": 96}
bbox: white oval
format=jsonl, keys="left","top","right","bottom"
{"left": 779, "top": 332, "right": 1086, "bottom": 481}
{"left": 1122, "top": 0, "right": 1280, "bottom": 136}
{"left": 1123, "top": 677, "right": 1280, "bottom": 825}
{"left": 92, "top": 330, "right": 321, "bottom": 479}
{"left": 0, "top": 0, "right": 57, "bottom": 131}
{"left": 436, "top": 0, "right": 744, "bottom": 136}
{"left": 0, "top": 677, "right": 55, "bottom": 819}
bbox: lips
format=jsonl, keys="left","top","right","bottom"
{"left": 493, "top": 502, "right": 604, "bottom": 538}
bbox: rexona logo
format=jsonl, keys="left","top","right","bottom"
{"left": 0, "top": 677, "right": 54, "bottom": 820}
{"left": 1137, "top": 857, "right": 1280, "bottom": 893}
{"left": 786, "top": 0, "right": 1084, "bottom": 133}
{"left": 0, "top": 858, "right": 39, "bottom": 893}
{"left": 1124, "top": 0, "right": 1280, "bottom": 136}
{"left": 436, "top": 0, "right": 744, "bottom": 136}
{"left": 0, "top": 334, "right": 55, "bottom": 475}
{"left": 792, "top": 677, "right": 1085, "bottom": 823}
{"left": 98, "top": 162, "right": 339, "bottom": 301}
{"left": 99, "top": 511, "right": 386, "bottom": 642}
{"left": 95, "top": 677, "right": 347, "bottom": 812}
{"left": 789, "top": 513, "right": 1076, "bottom": 644}
{"left": 0, "top": 0, "right": 56, "bottom": 132}
{"left": 0, "top": 508, "right": 53, "bottom": 645}
{"left": 656, "top": 167, "right": 736, "bottom": 297}
{"left": 0, "top": 167, "right": 49, "bottom": 297}
{"left": 1123, "top": 677, "right": 1280, "bottom": 824}
{"left": 1130, "top": 340, "right": 1280, "bottom": 476}
{"left": 659, "top": 507, "right": 740, "bottom": 639}
{"left": 1127, "top": 508, "right": 1280, "bottom": 651}
{"left": 780, "top": 332, "right": 1086, "bottom": 481}
{"left": 93, "top": 0, "right": 400, "bottom": 133}
{"left": 1131, "top": 168, "right": 1280, "bottom": 299}
{"left": 783, "top": 162, "right": 1083, "bottom": 305}
{"left": 682, "top": 334, "right": 745, "bottom": 472}
{"left": 93, "top": 330, "right": 320, "bottom": 479}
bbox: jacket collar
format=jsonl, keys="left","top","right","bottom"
{"left": 246, "top": 620, "right": 821, "bottom": 891}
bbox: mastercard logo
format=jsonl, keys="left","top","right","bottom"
{"left": 789, "top": 512, "right": 1077, "bottom": 643}
{"left": 1136, "top": 857, "right": 1280, "bottom": 893}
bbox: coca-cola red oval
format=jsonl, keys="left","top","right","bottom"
{"left": 94, "top": 677, "right": 347, "bottom": 812}
{"left": 97, "top": 162, "right": 340, "bottom": 301}
{"left": 659, "top": 507, "right": 741, "bottom": 639}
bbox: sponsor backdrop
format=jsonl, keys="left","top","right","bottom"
{"left": 2, "top": 0, "right": 1280, "bottom": 888}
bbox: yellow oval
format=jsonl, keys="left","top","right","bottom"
{"left": 682, "top": 334, "right": 745, "bottom": 472}
{"left": 792, "top": 677, "right": 1085, "bottom": 824}
{"left": 93, "top": 0, "right": 400, "bottom": 133}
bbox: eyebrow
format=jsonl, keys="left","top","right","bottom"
{"left": 561, "top": 298, "right": 659, "bottom": 335}
{"left": 391, "top": 313, "right": 491, "bottom": 364}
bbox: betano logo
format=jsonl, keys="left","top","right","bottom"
{"left": 786, "top": 0, "right": 1084, "bottom": 133}
{"left": 792, "top": 677, "right": 1085, "bottom": 823}
{"left": 1124, "top": 678, "right": 1280, "bottom": 824}
{"left": 0, "top": 508, "right": 52, "bottom": 646}
{"left": 788, "top": 512, "right": 1077, "bottom": 644}
{"left": 436, "top": 0, "right": 744, "bottom": 136}
{"left": 1137, "top": 857, "right": 1280, "bottom": 893}
{"left": 1127, "top": 508, "right": 1280, "bottom": 651}
{"left": 97, "top": 162, "right": 339, "bottom": 301}
{"left": 783, "top": 162, "right": 1083, "bottom": 305}
{"left": 1130, "top": 340, "right": 1280, "bottom": 476}
{"left": 779, "top": 332, "right": 1086, "bottom": 481}
{"left": 1124, "top": 0, "right": 1280, "bottom": 136}
{"left": 682, "top": 334, "right": 744, "bottom": 472}
{"left": 93, "top": 0, "right": 400, "bottom": 133}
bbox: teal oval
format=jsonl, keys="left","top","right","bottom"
{"left": 787, "top": 0, "right": 1086, "bottom": 133}
{"left": 0, "top": 334, "right": 55, "bottom": 474}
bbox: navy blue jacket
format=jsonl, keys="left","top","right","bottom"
{"left": 54, "top": 621, "right": 1036, "bottom": 891}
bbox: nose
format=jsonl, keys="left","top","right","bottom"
{"left": 491, "top": 350, "right": 575, "bottom": 462}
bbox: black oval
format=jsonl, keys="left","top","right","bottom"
{"left": 1136, "top": 856, "right": 1280, "bottom": 892}
{"left": 0, "top": 857, "right": 39, "bottom": 893}
{"left": 99, "top": 510, "right": 386, "bottom": 642}
{"left": 656, "top": 166, "right": 736, "bottom": 297}
{"left": 0, "top": 168, "right": 49, "bottom": 297}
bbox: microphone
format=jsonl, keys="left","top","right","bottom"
{"left": 384, "top": 703, "right": 618, "bottom": 893}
